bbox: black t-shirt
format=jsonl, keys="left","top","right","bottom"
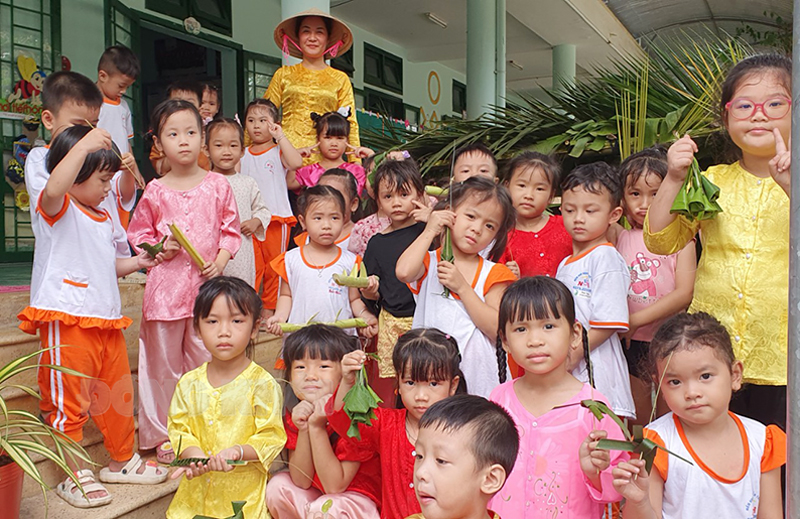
{"left": 362, "top": 222, "right": 426, "bottom": 318}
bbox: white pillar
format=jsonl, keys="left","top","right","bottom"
{"left": 495, "top": 0, "right": 506, "bottom": 108}
{"left": 552, "top": 44, "right": 576, "bottom": 93}
{"left": 466, "top": 0, "right": 497, "bottom": 119}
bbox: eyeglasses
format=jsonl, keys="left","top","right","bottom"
{"left": 725, "top": 97, "right": 792, "bottom": 120}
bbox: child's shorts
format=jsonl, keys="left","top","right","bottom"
{"left": 623, "top": 339, "right": 650, "bottom": 380}
{"left": 376, "top": 309, "right": 413, "bottom": 378}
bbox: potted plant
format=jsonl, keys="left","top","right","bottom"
{"left": 1, "top": 346, "right": 92, "bottom": 518}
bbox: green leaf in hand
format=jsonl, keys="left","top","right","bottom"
{"left": 137, "top": 235, "right": 167, "bottom": 258}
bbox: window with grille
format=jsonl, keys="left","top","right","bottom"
{"left": 0, "top": 0, "right": 60, "bottom": 262}
{"left": 244, "top": 52, "right": 280, "bottom": 103}
{"left": 363, "top": 43, "right": 402, "bottom": 94}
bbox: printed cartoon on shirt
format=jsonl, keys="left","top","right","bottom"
{"left": 628, "top": 252, "right": 660, "bottom": 302}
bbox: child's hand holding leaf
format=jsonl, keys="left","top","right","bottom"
{"left": 160, "top": 234, "right": 181, "bottom": 260}
{"left": 769, "top": 128, "right": 791, "bottom": 195}
{"left": 341, "top": 350, "right": 367, "bottom": 387}
{"left": 612, "top": 458, "right": 650, "bottom": 505}
{"left": 666, "top": 134, "right": 698, "bottom": 183}
{"left": 580, "top": 429, "right": 612, "bottom": 477}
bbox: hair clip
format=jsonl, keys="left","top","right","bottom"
{"left": 445, "top": 334, "right": 451, "bottom": 340}
{"left": 337, "top": 106, "right": 352, "bottom": 118}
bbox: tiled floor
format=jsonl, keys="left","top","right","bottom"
{"left": 0, "top": 262, "right": 32, "bottom": 287}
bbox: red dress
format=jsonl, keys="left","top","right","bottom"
{"left": 326, "top": 403, "right": 419, "bottom": 519}
{"left": 284, "top": 412, "right": 382, "bottom": 506}
{"left": 498, "top": 215, "right": 573, "bottom": 278}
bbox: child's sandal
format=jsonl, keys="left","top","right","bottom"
{"left": 98, "top": 453, "right": 168, "bottom": 485}
{"left": 55, "top": 469, "right": 113, "bottom": 508}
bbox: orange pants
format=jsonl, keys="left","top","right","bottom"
{"left": 37, "top": 321, "right": 135, "bottom": 461}
{"left": 254, "top": 219, "right": 294, "bottom": 310}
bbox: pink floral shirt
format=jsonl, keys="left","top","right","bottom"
{"left": 128, "top": 172, "right": 241, "bottom": 321}
{"left": 294, "top": 161, "right": 367, "bottom": 195}
{"left": 348, "top": 213, "right": 390, "bottom": 257}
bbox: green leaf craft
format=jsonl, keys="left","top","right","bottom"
{"left": 440, "top": 228, "right": 454, "bottom": 298}
{"left": 580, "top": 400, "right": 693, "bottom": 474}
{"left": 279, "top": 318, "right": 368, "bottom": 333}
{"left": 669, "top": 157, "right": 722, "bottom": 221}
{"left": 343, "top": 355, "right": 383, "bottom": 440}
{"left": 193, "top": 501, "right": 246, "bottom": 519}
{"left": 170, "top": 437, "right": 248, "bottom": 467}
{"left": 333, "top": 262, "right": 378, "bottom": 288}
{"left": 137, "top": 235, "right": 167, "bottom": 258}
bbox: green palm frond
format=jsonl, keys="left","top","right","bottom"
{"left": 362, "top": 30, "right": 750, "bottom": 174}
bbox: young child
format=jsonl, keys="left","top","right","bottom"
{"left": 167, "top": 276, "right": 286, "bottom": 519}
{"left": 498, "top": 151, "right": 572, "bottom": 280}
{"left": 96, "top": 44, "right": 144, "bottom": 213}
{"left": 327, "top": 328, "right": 467, "bottom": 519}
{"left": 361, "top": 159, "right": 427, "bottom": 383}
{"left": 240, "top": 98, "right": 303, "bottom": 318}
{"left": 19, "top": 126, "right": 168, "bottom": 508}
{"left": 453, "top": 142, "right": 497, "bottom": 183}
{"left": 645, "top": 54, "right": 791, "bottom": 430}
{"left": 489, "top": 276, "right": 628, "bottom": 517}
{"left": 556, "top": 162, "right": 636, "bottom": 419}
{"left": 290, "top": 110, "right": 369, "bottom": 195}
{"left": 205, "top": 117, "right": 271, "bottom": 288}
{"left": 396, "top": 177, "right": 517, "bottom": 397}
{"left": 408, "top": 394, "right": 519, "bottom": 519}
{"left": 200, "top": 82, "right": 221, "bottom": 123}
{"left": 26, "top": 71, "right": 135, "bottom": 258}
{"left": 612, "top": 312, "right": 786, "bottom": 518}
{"left": 265, "top": 185, "right": 378, "bottom": 337}
{"left": 293, "top": 168, "right": 360, "bottom": 251}
{"left": 128, "top": 99, "right": 241, "bottom": 463}
{"left": 150, "top": 80, "right": 208, "bottom": 175}
{"left": 615, "top": 148, "right": 696, "bottom": 424}
{"left": 266, "top": 325, "right": 380, "bottom": 518}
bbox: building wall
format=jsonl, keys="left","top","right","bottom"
{"left": 60, "top": 0, "right": 464, "bottom": 120}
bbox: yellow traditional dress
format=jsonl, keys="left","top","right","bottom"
{"left": 644, "top": 162, "right": 789, "bottom": 385}
{"left": 167, "top": 362, "right": 287, "bottom": 519}
{"left": 265, "top": 63, "right": 360, "bottom": 165}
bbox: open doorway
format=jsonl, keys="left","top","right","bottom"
{"left": 138, "top": 28, "right": 221, "bottom": 181}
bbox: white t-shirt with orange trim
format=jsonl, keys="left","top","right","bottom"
{"left": 24, "top": 193, "right": 128, "bottom": 326}
{"left": 98, "top": 97, "right": 133, "bottom": 154}
{"left": 24, "top": 145, "right": 132, "bottom": 257}
{"left": 270, "top": 245, "right": 360, "bottom": 333}
{"left": 556, "top": 242, "right": 635, "bottom": 417}
{"left": 240, "top": 144, "right": 293, "bottom": 219}
{"left": 645, "top": 412, "right": 786, "bottom": 518}
{"left": 409, "top": 249, "right": 515, "bottom": 398}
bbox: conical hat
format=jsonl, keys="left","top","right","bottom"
{"left": 273, "top": 8, "right": 353, "bottom": 59}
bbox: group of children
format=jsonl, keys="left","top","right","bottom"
{"left": 16, "top": 33, "right": 793, "bottom": 519}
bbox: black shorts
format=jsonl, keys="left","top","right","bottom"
{"left": 623, "top": 339, "right": 649, "bottom": 380}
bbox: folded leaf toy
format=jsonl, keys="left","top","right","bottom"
{"left": 333, "top": 263, "right": 378, "bottom": 288}
{"left": 440, "top": 228, "right": 454, "bottom": 298}
{"left": 170, "top": 437, "right": 248, "bottom": 468}
{"left": 194, "top": 501, "right": 246, "bottom": 519}
{"left": 279, "top": 317, "right": 368, "bottom": 333}
{"left": 343, "top": 353, "right": 382, "bottom": 440}
{"left": 169, "top": 223, "right": 206, "bottom": 268}
{"left": 669, "top": 157, "right": 722, "bottom": 221}
{"left": 137, "top": 235, "right": 167, "bottom": 258}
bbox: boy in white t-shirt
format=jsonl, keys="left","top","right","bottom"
{"left": 95, "top": 45, "right": 143, "bottom": 225}
{"left": 556, "top": 162, "right": 636, "bottom": 418}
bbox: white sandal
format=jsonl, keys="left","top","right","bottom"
{"left": 56, "top": 469, "right": 113, "bottom": 508}
{"left": 98, "top": 453, "right": 169, "bottom": 485}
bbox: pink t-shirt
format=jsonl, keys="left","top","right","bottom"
{"left": 128, "top": 172, "right": 241, "bottom": 321}
{"left": 489, "top": 382, "right": 626, "bottom": 518}
{"left": 616, "top": 228, "right": 681, "bottom": 342}
{"left": 294, "top": 161, "right": 367, "bottom": 195}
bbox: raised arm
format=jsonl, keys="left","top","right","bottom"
{"left": 396, "top": 210, "right": 455, "bottom": 283}
{"left": 647, "top": 135, "right": 696, "bottom": 235}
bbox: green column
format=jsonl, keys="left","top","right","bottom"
{"left": 552, "top": 44, "right": 576, "bottom": 93}
{"left": 496, "top": 0, "right": 506, "bottom": 108}
{"left": 467, "top": 0, "right": 497, "bottom": 118}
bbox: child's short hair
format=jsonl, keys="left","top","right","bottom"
{"left": 438, "top": 176, "right": 515, "bottom": 262}
{"left": 373, "top": 159, "right": 424, "bottom": 198}
{"left": 47, "top": 125, "right": 121, "bottom": 184}
{"left": 281, "top": 324, "right": 359, "bottom": 371}
{"left": 392, "top": 328, "right": 467, "bottom": 393}
{"left": 41, "top": 71, "right": 103, "bottom": 114}
{"left": 166, "top": 80, "right": 203, "bottom": 105}
{"left": 419, "top": 394, "right": 519, "bottom": 477}
{"left": 244, "top": 98, "right": 280, "bottom": 123}
{"left": 561, "top": 161, "right": 622, "bottom": 207}
{"left": 453, "top": 142, "right": 497, "bottom": 170}
{"left": 647, "top": 312, "right": 736, "bottom": 381}
{"left": 193, "top": 276, "right": 262, "bottom": 358}
{"left": 320, "top": 168, "right": 359, "bottom": 204}
{"left": 297, "top": 184, "right": 346, "bottom": 217}
{"left": 311, "top": 111, "right": 350, "bottom": 139}
{"left": 150, "top": 99, "right": 203, "bottom": 140}
{"left": 502, "top": 151, "right": 561, "bottom": 196}
{"left": 619, "top": 146, "right": 667, "bottom": 188}
{"left": 205, "top": 117, "right": 244, "bottom": 147}
{"left": 98, "top": 45, "right": 140, "bottom": 79}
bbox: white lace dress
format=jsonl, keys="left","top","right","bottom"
{"left": 223, "top": 173, "right": 271, "bottom": 287}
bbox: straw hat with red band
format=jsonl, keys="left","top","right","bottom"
{"left": 273, "top": 8, "right": 353, "bottom": 60}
